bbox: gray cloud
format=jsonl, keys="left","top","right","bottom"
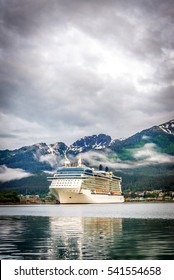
{"left": 0, "top": 0, "right": 174, "bottom": 149}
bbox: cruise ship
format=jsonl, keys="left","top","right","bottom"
{"left": 48, "top": 159, "right": 124, "bottom": 204}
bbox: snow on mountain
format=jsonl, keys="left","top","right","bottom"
{"left": 68, "top": 134, "right": 112, "bottom": 154}
{"left": 159, "top": 119, "right": 174, "bottom": 135}
{"left": 33, "top": 142, "right": 67, "bottom": 169}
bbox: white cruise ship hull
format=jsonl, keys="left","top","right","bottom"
{"left": 50, "top": 187, "right": 124, "bottom": 204}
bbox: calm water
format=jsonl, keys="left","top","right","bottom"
{"left": 0, "top": 203, "right": 174, "bottom": 260}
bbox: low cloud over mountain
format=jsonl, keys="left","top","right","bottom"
{"left": 0, "top": 165, "right": 33, "bottom": 183}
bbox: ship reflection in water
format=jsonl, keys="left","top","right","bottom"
{"left": 0, "top": 215, "right": 174, "bottom": 260}
{"left": 48, "top": 217, "right": 122, "bottom": 260}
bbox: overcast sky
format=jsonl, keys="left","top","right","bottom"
{"left": 0, "top": 0, "right": 174, "bottom": 150}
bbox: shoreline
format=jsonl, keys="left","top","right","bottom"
{"left": 0, "top": 200, "right": 174, "bottom": 206}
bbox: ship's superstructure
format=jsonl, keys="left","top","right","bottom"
{"left": 48, "top": 160, "right": 124, "bottom": 204}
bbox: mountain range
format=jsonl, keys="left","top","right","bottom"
{"left": 0, "top": 119, "right": 174, "bottom": 194}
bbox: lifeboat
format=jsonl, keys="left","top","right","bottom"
{"left": 110, "top": 191, "right": 121, "bottom": 195}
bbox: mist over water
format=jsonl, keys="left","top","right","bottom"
{"left": 0, "top": 203, "right": 174, "bottom": 260}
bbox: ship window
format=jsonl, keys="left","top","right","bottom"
{"left": 85, "top": 169, "right": 93, "bottom": 173}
